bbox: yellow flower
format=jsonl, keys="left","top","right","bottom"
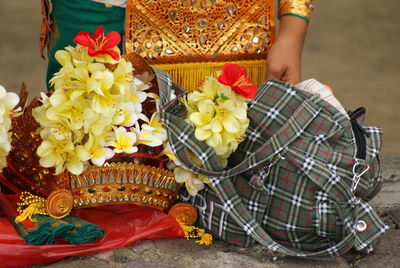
{"left": 37, "top": 137, "right": 75, "bottom": 174}
{"left": 174, "top": 167, "right": 210, "bottom": 196}
{"left": 184, "top": 75, "right": 251, "bottom": 162}
{"left": 66, "top": 45, "right": 93, "bottom": 66}
{"left": 87, "top": 68, "right": 115, "bottom": 96}
{"left": 0, "top": 85, "right": 19, "bottom": 125}
{"left": 113, "top": 102, "right": 139, "bottom": 127}
{"left": 138, "top": 112, "right": 167, "bottom": 147}
{"left": 189, "top": 99, "right": 215, "bottom": 141}
{"left": 112, "top": 59, "right": 133, "bottom": 95}
{"left": 76, "top": 135, "right": 114, "bottom": 167}
{"left": 83, "top": 109, "right": 113, "bottom": 136}
{"left": 0, "top": 85, "right": 20, "bottom": 171}
{"left": 110, "top": 126, "right": 138, "bottom": 154}
{"left": 124, "top": 79, "right": 148, "bottom": 117}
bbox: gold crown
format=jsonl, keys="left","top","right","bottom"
{"left": 4, "top": 53, "right": 182, "bottom": 219}
{"left": 69, "top": 163, "right": 180, "bottom": 211}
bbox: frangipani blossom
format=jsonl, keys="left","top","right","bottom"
{"left": 138, "top": 112, "right": 167, "bottom": 147}
{"left": 174, "top": 167, "right": 210, "bottom": 196}
{"left": 76, "top": 135, "right": 114, "bottom": 167}
{"left": 112, "top": 59, "right": 134, "bottom": 94}
{"left": 0, "top": 85, "right": 19, "bottom": 171}
{"left": 110, "top": 126, "right": 138, "bottom": 154}
{"left": 113, "top": 102, "right": 139, "bottom": 127}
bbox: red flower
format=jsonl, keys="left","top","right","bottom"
{"left": 73, "top": 26, "right": 121, "bottom": 61}
{"left": 217, "top": 63, "right": 257, "bottom": 99}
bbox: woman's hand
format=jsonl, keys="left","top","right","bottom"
{"left": 267, "top": 16, "right": 308, "bottom": 85}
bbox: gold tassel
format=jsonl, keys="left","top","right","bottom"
{"left": 15, "top": 192, "right": 47, "bottom": 224}
{"left": 168, "top": 203, "right": 213, "bottom": 246}
{"left": 176, "top": 215, "right": 213, "bottom": 246}
{"left": 15, "top": 202, "right": 45, "bottom": 223}
{"left": 154, "top": 59, "right": 267, "bottom": 91}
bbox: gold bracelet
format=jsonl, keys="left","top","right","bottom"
{"left": 278, "top": 0, "right": 314, "bottom": 21}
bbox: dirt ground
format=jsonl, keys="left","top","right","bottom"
{"left": 0, "top": 0, "right": 399, "bottom": 154}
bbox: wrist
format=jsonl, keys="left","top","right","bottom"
{"left": 276, "top": 16, "right": 308, "bottom": 51}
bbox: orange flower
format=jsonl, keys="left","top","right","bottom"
{"left": 217, "top": 63, "right": 257, "bottom": 99}
{"left": 73, "top": 26, "right": 121, "bottom": 61}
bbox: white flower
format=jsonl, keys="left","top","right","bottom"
{"left": 0, "top": 85, "right": 19, "bottom": 171}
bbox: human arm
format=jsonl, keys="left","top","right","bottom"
{"left": 266, "top": 0, "right": 313, "bottom": 85}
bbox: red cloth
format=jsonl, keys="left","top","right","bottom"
{"left": 0, "top": 204, "right": 184, "bottom": 267}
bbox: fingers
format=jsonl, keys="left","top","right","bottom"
{"left": 266, "top": 64, "right": 285, "bottom": 81}
{"left": 281, "top": 68, "right": 301, "bottom": 85}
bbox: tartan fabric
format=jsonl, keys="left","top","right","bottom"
{"left": 156, "top": 68, "right": 387, "bottom": 257}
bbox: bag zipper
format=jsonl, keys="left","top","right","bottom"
{"left": 349, "top": 107, "right": 368, "bottom": 160}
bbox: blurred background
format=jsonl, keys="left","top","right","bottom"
{"left": 0, "top": 0, "right": 399, "bottom": 154}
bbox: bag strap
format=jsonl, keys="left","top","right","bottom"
{"left": 162, "top": 97, "right": 321, "bottom": 179}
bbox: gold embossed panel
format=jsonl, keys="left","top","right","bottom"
{"left": 125, "top": 0, "right": 275, "bottom": 64}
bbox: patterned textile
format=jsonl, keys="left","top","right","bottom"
{"left": 12, "top": 215, "right": 104, "bottom": 245}
{"left": 156, "top": 68, "right": 387, "bottom": 257}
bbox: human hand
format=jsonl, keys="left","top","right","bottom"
{"left": 267, "top": 16, "right": 308, "bottom": 85}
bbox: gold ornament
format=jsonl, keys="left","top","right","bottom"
{"left": 45, "top": 190, "right": 74, "bottom": 219}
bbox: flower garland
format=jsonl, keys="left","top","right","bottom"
{"left": 165, "top": 63, "right": 256, "bottom": 196}
{"left": 33, "top": 26, "right": 166, "bottom": 175}
{"left": 182, "top": 63, "right": 255, "bottom": 163}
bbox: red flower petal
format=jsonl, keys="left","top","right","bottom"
{"left": 105, "top": 49, "right": 121, "bottom": 61}
{"left": 217, "top": 63, "right": 257, "bottom": 99}
{"left": 73, "top": 31, "right": 94, "bottom": 47}
{"left": 72, "top": 26, "right": 121, "bottom": 61}
{"left": 102, "top": 31, "right": 121, "bottom": 50}
{"left": 87, "top": 47, "right": 102, "bottom": 57}
{"left": 93, "top": 26, "right": 105, "bottom": 39}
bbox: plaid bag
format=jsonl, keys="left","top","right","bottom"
{"left": 157, "top": 69, "right": 388, "bottom": 257}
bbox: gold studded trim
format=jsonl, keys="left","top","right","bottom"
{"left": 69, "top": 163, "right": 181, "bottom": 212}
{"left": 278, "top": 0, "right": 314, "bottom": 21}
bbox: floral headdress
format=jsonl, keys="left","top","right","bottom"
{"left": 33, "top": 26, "right": 166, "bottom": 175}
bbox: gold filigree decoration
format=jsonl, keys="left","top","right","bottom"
{"left": 125, "top": 0, "right": 275, "bottom": 64}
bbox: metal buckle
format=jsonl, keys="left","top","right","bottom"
{"left": 350, "top": 159, "right": 370, "bottom": 192}
{"left": 249, "top": 153, "right": 285, "bottom": 191}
